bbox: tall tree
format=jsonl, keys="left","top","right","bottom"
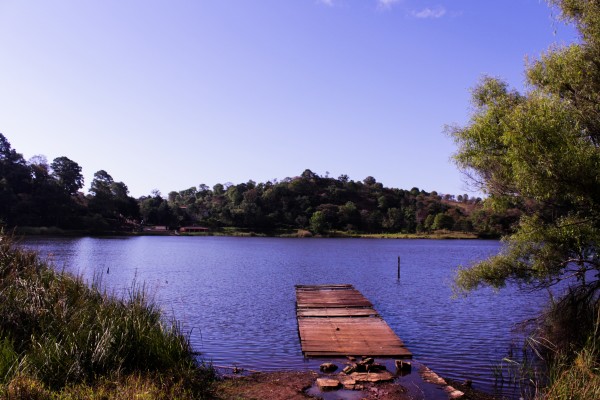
{"left": 51, "top": 156, "right": 84, "bottom": 195}
{"left": 89, "top": 170, "right": 114, "bottom": 197}
{"left": 447, "top": 0, "right": 600, "bottom": 354}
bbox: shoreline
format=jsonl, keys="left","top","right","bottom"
{"left": 14, "top": 227, "right": 488, "bottom": 240}
{"left": 213, "top": 365, "right": 504, "bottom": 400}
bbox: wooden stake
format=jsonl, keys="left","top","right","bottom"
{"left": 397, "top": 256, "right": 400, "bottom": 280}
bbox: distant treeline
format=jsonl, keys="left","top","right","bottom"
{"left": 0, "top": 132, "right": 519, "bottom": 236}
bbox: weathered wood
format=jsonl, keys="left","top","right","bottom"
{"left": 297, "top": 308, "right": 379, "bottom": 318}
{"left": 295, "top": 284, "right": 412, "bottom": 358}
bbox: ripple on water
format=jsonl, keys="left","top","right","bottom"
{"left": 22, "top": 236, "right": 556, "bottom": 398}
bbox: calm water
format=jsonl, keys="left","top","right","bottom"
{"left": 21, "top": 236, "right": 550, "bottom": 396}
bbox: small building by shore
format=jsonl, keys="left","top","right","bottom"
{"left": 179, "top": 226, "right": 209, "bottom": 233}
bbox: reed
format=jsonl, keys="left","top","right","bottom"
{"left": 492, "top": 287, "right": 600, "bottom": 399}
{"left": 0, "top": 234, "right": 215, "bottom": 398}
{"left": 540, "top": 304, "right": 600, "bottom": 399}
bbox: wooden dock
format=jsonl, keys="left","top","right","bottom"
{"left": 295, "top": 284, "right": 412, "bottom": 358}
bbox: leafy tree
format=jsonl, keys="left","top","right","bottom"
{"left": 447, "top": 0, "right": 600, "bottom": 354}
{"left": 309, "top": 211, "right": 327, "bottom": 234}
{"left": 89, "top": 170, "right": 114, "bottom": 197}
{"left": 432, "top": 213, "right": 454, "bottom": 231}
{"left": 88, "top": 170, "right": 138, "bottom": 224}
{"left": 140, "top": 192, "right": 177, "bottom": 226}
{"left": 363, "top": 176, "right": 377, "bottom": 186}
{"left": 51, "top": 156, "right": 84, "bottom": 195}
{"left": 424, "top": 214, "right": 435, "bottom": 231}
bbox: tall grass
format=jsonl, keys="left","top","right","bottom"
{"left": 493, "top": 285, "right": 600, "bottom": 399}
{"left": 0, "top": 234, "right": 215, "bottom": 398}
{"left": 539, "top": 301, "right": 600, "bottom": 400}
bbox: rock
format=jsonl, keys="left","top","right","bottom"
{"left": 445, "top": 386, "right": 465, "bottom": 399}
{"left": 463, "top": 379, "right": 473, "bottom": 387}
{"left": 337, "top": 374, "right": 356, "bottom": 389}
{"left": 350, "top": 371, "right": 394, "bottom": 383}
{"left": 367, "top": 363, "right": 387, "bottom": 372}
{"left": 361, "top": 357, "right": 375, "bottom": 365}
{"left": 420, "top": 366, "right": 447, "bottom": 385}
{"left": 320, "top": 362, "right": 338, "bottom": 373}
{"left": 355, "top": 363, "right": 368, "bottom": 372}
{"left": 395, "top": 360, "right": 412, "bottom": 372}
{"left": 355, "top": 357, "right": 374, "bottom": 372}
{"left": 342, "top": 365, "right": 356, "bottom": 374}
{"left": 316, "top": 378, "right": 340, "bottom": 390}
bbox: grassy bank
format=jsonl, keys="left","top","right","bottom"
{"left": 181, "top": 228, "right": 480, "bottom": 239}
{"left": 538, "top": 298, "right": 600, "bottom": 399}
{"left": 327, "top": 230, "right": 480, "bottom": 239}
{"left": 0, "top": 234, "right": 215, "bottom": 399}
{"left": 16, "top": 224, "right": 483, "bottom": 240}
{"left": 495, "top": 289, "right": 600, "bottom": 399}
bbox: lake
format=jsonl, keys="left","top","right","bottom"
{"left": 21, "top": 236, "right": 550, "bottom": 396}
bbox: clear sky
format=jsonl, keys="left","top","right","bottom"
{"left": 0, "top": 0, "right": 577, "bottom": 198}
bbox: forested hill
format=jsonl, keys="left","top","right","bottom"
{"left": 0, "top": 132, "right": 518, "bottom": 236}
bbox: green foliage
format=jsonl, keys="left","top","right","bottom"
{"left": 544, "top": 344, "right": 600, "bottom": 400}
{"left": 0, "top": 337, "right": 18, "bottom": 384}
{"left": 0, "top": 129, "right": 508, "bottom": 236}
{"left": 50, "top": 157, "right": 83, "bottom": 195}
{"left": 432, "top": 213, "right": 454, "bottom": 231}
{"left": 448, "top": 0, "right": 600, "bottom": 295}
{"left": 309, "top": 211, "right": 327, "bottom": 234}
{"left": 448, "top": 0, "right": 600, "bottom": 394}
{"left": 166, "top": 172, "right": 499, "bottom": 236}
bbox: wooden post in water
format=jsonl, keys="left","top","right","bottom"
{"left": 397, "top": 256, "right": 400, "bottom": 280}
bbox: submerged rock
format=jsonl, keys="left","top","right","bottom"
{"left": 445, "top": 385, "right": 465, "bottom": 399}
{"left": 347, "top": 371, "right": 394, "bottom": 383}
{"left": 395, "top": 359, "right": 412, "bottom": 373}
{"left": 316, "top": 378, "right": 341, "bottom": 390}
{"left": 342, "top": 365, "right": 356, "bottom": 374}
{"left": 319, "top": 362, "right": 338, "bottom": 373}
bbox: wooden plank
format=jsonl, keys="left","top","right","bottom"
{"left": 296, "top": 288, "right": 373, "bottom": 308}
{"left": 295, "top": 284, "right": 412, "bottom": 359}
{"left": 297, "top": 308, "right": 379, "bottom": 318}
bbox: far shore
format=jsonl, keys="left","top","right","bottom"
{"left": 13, "top": 226, "right": 488, "bottom": 240}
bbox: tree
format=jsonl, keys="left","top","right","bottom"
{"left": 309, "top": 211, "right": 327, "bottom": 234}
{"left": 29, "top": 155, "right": 50, "bottom": 183}
{"left": 432, "top": 213, "right": 454, "bottom": 231}
{"left": 51, "top": 156, "right": 84, "bottom": 195}
{"left": 447, "top": 0, "right": 600, "bottom": 358}
{"left": 89, "top": 170, "right": 114, "bottom": 197}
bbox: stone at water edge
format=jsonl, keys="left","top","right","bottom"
{"left": 395, "top": 359, "right": 412, "bottom": 372}
{"left": 445, "top": 386, "right": 465, "bottom": 399}
{"left": 342, "top": 365, "right": 356, "bottom": 374}
{"left": 337, "top": 374, "right": 357, "bottom": 390}
{"left": 319, "top": 362, "right": 338, "bottom": 373}
{"left": 420, "top": 366, "right": 447, "bottom": 385}
{"left": 367, "top": 363, "right": 386, "bottom": 372}
{"left": 360, "top": 357, "right": 375, "bottom": 365}
{"left": 349, "top": 371, "right": 395, "bottom": 383}
{"left": 316, "top": 378, "right": 341, "bottom": 390}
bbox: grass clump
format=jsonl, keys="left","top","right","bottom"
{"left": 494, "top": 286, "right": 600, "bottom": 399}
{"left": 538, "top": 293, "right": 600, "bottom": 399}
{"left": 0, "top": 234, "right": 215, "bottom": 398}
{"left": 544, "top": 345, "right": 600, "bottom": 400}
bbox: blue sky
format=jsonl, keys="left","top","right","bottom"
{"left": 0, "top": 0, "right": 577, "bottom": 197}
